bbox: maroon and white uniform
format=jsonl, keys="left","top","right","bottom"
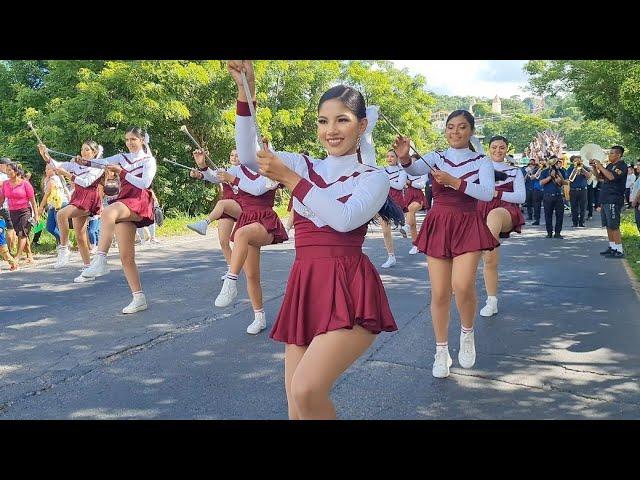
{"left": 477, "top": 161, "right": 526, "bottom": 239}
{"left": 50, "top": 158, "right": 103, "bottom": 215}
{"left": 385, "top": 165, "right": 407, "bottom": 210}
{"left": 403, "top": 173, "right": 428, "bottom": 212}
{"left": 200, "top": 165, "right": 243, "bottom": 220}
{"left": 95, "top": 150, "right": 157, "bottom": 228}
{"left": 222, "top": 163, "right": 288, "bottom": 244}
{"left": 235, "top": 100, "right": 398, "bottom": 346}
{"left": 404, "top": 148, "right": 499, "bottom": 258}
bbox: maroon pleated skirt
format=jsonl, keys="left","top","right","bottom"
{"left": 70, "top": 185, "right": 102, "bottom": 215}
{"left": 230, "top": 207, "right": 287, "bottom": 244}
{"left": 270, "top": 245, "right": 398, "bottom": 346}
{"left": 112, "top": 181, "right": 154, "bottom": 228}
{"left": 414, "top": 203, "right": 499, "bottom": 258}
{"left": 403, "top": 186, "right": 427, "bottom": 212}
{"left": 477, "top": 199, "right": 525, "bottom": 239}
{"left": 389, "top": 188, "right": 405, "bottom": 210}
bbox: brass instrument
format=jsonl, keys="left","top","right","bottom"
{"left": 568, "top": 163, "right": 582, "bottom": 183}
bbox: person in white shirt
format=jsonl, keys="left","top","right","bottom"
{"left": 228, "top": 60, "right": 399, "bottom": 419}
{"left": 395, "top": 110, "right": 498, "bottom": 379}
{"left": 188, "top": 148, "right": 244, "bottom": 280}
{"left": 476, "top": 135, "right": 526, "bottom": 317}
{"left": 625, "top": 165, "right": 636, "bottom": 208}
{"left": 380, "top": 149, "right": 407, "bottom": 268}
{"left": 37, "top": 141, "right": 104, "bottom": 275}
{"left": 79, "top": 127, "right": 157, "bottom": 314}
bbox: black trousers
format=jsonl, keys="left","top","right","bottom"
{"left": 525, "top": 189, "right": 534, "bottom": 219}
{"left": 570, "top": 189, "right": 587, "bottom": 226}
{"left": 532, "top": 190, "right": 544, "bottom": 222}
{"left": 587, "top": 185, "right": 594, "bottom": 218}
{"left": 543, "top": 194, "right": 564, "bottom": 235}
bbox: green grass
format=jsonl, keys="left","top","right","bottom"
{"left": 621, "top": 209, "right": 640, "bottom": 281}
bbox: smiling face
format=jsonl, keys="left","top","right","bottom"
{"left": 386, "top": 150, "right": 398, "bottom": 166}
{"left": 229, "top": 149, "right": 240, "bottom": 166}
{"left": 317, "top": 98, "right": 367, "bottom": 157}
{"left": 445, "top": 114, "right": 474, "bottom": 149}
{"left": 489, "top": 139, "right": 508, "bottom": 162}
{"left": 125, "top": 133, "right": 144, "bottom": 154}
{"left": 81, "top": 143, "right": 97, "bottom": 161}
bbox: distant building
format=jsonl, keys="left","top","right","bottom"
{"left": 492, "top": 95, "right": 501, "bottom": 115}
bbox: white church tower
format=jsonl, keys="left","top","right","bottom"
{"left": 492, "top": 95, "right": 502, "bottom": 115}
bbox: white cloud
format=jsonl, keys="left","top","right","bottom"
{"left": 392, "top": 60, "right": 530, "bottom": 98}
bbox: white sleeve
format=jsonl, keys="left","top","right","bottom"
{"left": 460, "top": 158, "right": 495, "bottom": 201}
{"left": 499, "top": 169, "right": 526, "bottom": 204}
{"left": 201, "top": 168, "right": 222, "bottom": 184}
{"left": 72, "top": 167, "right": 103, "bottom": 188}
{"left": 237, "top": 172, "right": 270, "bottom": 196}
{"left": 389, "top": 169, "right": 407, "bottom": 190}
{"left": 49, "top": 159, "right": 74, "bottom": 171}
{"left": 92, "top": 153, "right": 124, "bottom": 166}
{"left": 125, "top": 158, "right": 157, "bottom": 189}
{"left": 236, "top": 113, "right": 308, "bottom": 176}
{"left": 292, "top": 170, "right": 390, "bottom": 232}
{"left": 411, "top": 174, "right": 427, "bottom": 190}
{"left": 403, "top": 152, "right": 438, "bottom": 176}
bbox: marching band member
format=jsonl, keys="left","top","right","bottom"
{"left": 380, "top": 149, "right": 407, "bottom": 268}
{"left": 79, "top": 127, "right": 157, "bottom": 314}
{"left": 212, "top": 150, "right": 289, "bottom": 336}
{"left": 476, "top": 136, "right": 526, "bottom": 317}
{"left": 403, "top": 165, "right": 429, "bottom": 255}
{"left": 566, "top": 155, "right": 592, "bottom": 228}
{"left": 394, "top": 110, "right": 497, "bottom": 378}
{"left": 539, "top": 156, "right": 567, "bottom": 238}
{"left": 187, "top": 148, "right": 244, "bottom": 280}
{"left": 229, "top": 60, "right": 400, "bottom": 419}
{"left": 37, "top": 142, "right": 104, "bottom": 279}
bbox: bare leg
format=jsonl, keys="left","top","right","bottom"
{"left": 451, "top": 251, "right": 483, "bottom": 329}
{"left": 290, "top": 326, "right": 376, "bottom": 419}
{"left": 217, "top": 218, "right": 235, "bottom": 266}
{"left": 284, "top": 344, "right": 307, "bottom": 420}
{"left": 242, "top": 245, "right": 263, "bottom": 310}
{"left": 427, "top": 257, "right": 453, "bottom": 343}
{"left": 229, "top": 223, "right": 273, "bottom": 276}
{"left": 115, "top": 221, "right": 141, "bottom": 293}
{"left": 72, "top": 215, "right": 91, "bottom": 265}
{"left": 407, "top": 202, "right": 422, "bottom": 241}
{"left": 380, "top": 217, "right": 394, "bottom": 255}
{"left": 56, "top": 204, "right": 89, "bottom": 247}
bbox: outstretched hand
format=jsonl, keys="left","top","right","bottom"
{"left": 227, "top": 60, "right": 255, "bottom": 101}
{"left": 192, "top": 148, "right": 208, "bottom": 169}
{"left": 393, "top": 135, "right": 412, "bottom": 165}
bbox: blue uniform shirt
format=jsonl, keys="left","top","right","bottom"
{"left": 567, "top": 165, "right": 589, "bottom": 189}
{"left": 540, "top": 168, "right": 566, "bottom": 195}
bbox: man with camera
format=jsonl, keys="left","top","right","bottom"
{"left": 566, "top": 155, "right": 592, "bottom": 228}
{"left": 592, "top": 146, "right": 628, "bottom": 258}
{"left": 539, "top": 156, "right": 568, "bottom": 238}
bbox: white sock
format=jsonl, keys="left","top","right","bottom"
{"left": 487, "top": 295, "right": 497, "bottom": 304}
{"left": 132, "top": 290, "right": 144, "bottom": 298}
{"left": 226, "top": 273, "right": 238, "bottom": 282}
{"left": 461, "top": 326, "right": 474, "bottom": 334}
{"left": 609, "top": 241, "right": 615, "bottom": 249}
{"left": 615, "top": 243, "right": 623, "bottom": 253}
{"left": 436, "top": 342, "right": 448, "bottom": 353}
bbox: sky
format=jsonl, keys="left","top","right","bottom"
{"left": 392, "top": 60, "right": 531, "bottom": 99}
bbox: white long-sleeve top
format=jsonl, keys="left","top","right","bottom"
{"left": 236, "top": 109, "right": 389, "bottom": 233}
{"left": 385, "top": 165, "right": 407, "bottom": 191}
{"left": 626, "top": 173, "right": 636, "bottom": 189}
{"left": 200, "top": 164, "right": 272, "bottom": 196}
{"left": 50, "top": 158, "right": 103, "bottom": 188}
{"left": 403, "top": 148, "right": 495, "bottom": 202}
{"left": 93, "top": 150, "right": 156, "bottom": 189}
{"left": 406, "top": 173, "right": 428, "bottom": 190}
{"left": 492, "top": 161, "right": 526, "bottom": 204}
